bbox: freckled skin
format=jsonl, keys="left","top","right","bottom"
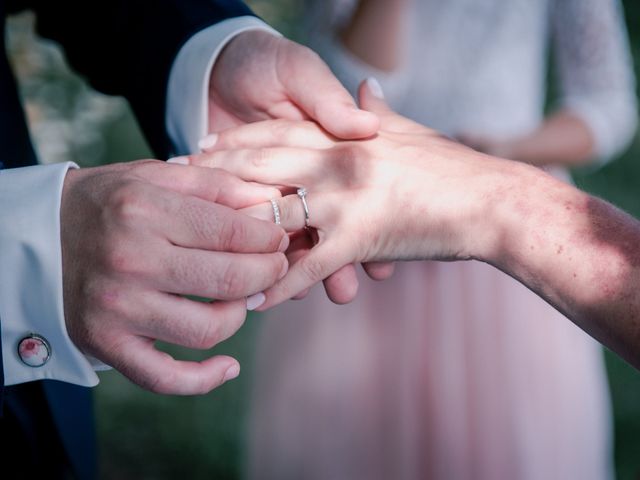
{"left": 197, "top": 93, "right": 640, "bottom": 372}
{"left": 482, "top": 168, "right": 640, "bottom": 370}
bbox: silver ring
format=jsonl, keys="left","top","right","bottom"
{"left": 297, "top": 187, "right": 310, "bottom": 228}
{"left": 270, "top": 198, "right": 281, "bottom": 225}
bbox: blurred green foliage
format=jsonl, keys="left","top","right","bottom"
{"left": 15, "top": 0, "right": 640, "bottom": 480}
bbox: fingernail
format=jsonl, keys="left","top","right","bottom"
{"left": 222, "top": 364, "right": 240, "bottom": 383}
{"left": 278, "top": 234, "right": 289, "bottom": 253}
{"left": 247, "top": 292, "right": 266, "bottom": 311}
{"left": 366, "top": 77, "right": 385, "bottom": 99}
{"left": 167, "top": 156, "right": 190, "bottom": 165}
{"left": 198, "top": 133, "right": 218, "bottom": 151}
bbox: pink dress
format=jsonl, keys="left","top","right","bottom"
{"left": 247, "top": 1, "right": 637, "bottom": 479}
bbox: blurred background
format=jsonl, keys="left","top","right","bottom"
{"left": 6, "top": 1, "right": 640, "bottom": 478}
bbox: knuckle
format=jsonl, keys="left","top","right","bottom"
{"left": 221, "top": 215, "right": 248, "bottom": 252}
{"left": 271, "top": 119, "right": 295, "bottom": 140}
{"left": 82, "top": 276, "right": 124, "bottom": 314}
{"left": 102, "top": 243, "right": 143, "bottom": 275}
{"left": 92, "top": 286, "right": 127, "bottom": 315}
{"left": 102, "top": 247, "right": 129, "bottom": 273}
{"left": 195, "top": 321, "right": 222, "bottom": 350}
{"left": 250, "top": 148, "right": 271, "bottom": 169}
{"left": 144, "top": 371, "right": 174, "bottom": 394}
{"left": 107, "top": 182, "right": 149, "bottom": 226}
{"left": 180, "top": 200, "right": 221, "bottom": 244}
{"left": 268, "top": 230, "right": 285, "bottom": 252}
{"left": 260, "top": 253, "right": 286, "bottom": 285}
{"left": 215, "top": 264, "right": 247, "bottom": 299}
{"left": 164, "top": 256, "right": 193, "bottom": 287}
{"left": 228, "top": 304, "right": 247, "bottom": 332}
{"left": 208, "top": 167, "right": 230, "bottom": 182}
{"left": 274, "top": 280, "right": 296, "bottom": 303}
{"left": 299, "top": 255, "right": 326, "bottom": 283}
{"left": 275, "top": 253, "right": 289, "bottom": 277}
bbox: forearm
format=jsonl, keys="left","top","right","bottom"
{"left": 481, "top": 163, "right": 640, "bottom": 367}
{"left": 339, "top": 0, "right": 408, "bottom": 72}
{"left": 502, "top": 110, "right": 596, "bottom": 167}
{"left": 190, "top": 84, "right": 640, "bottom": 358}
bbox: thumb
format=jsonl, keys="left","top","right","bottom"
{"left": 358, "top": 78, "right": 426, "bottom": 133}
{"left": 358, "top": 77, "right": 393, "bottom": 115}
{"left": 279, "top": 41, "right": 379, "bottom": 139}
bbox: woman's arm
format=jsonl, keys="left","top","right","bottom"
{"left": 187, "top": 79, "right": 640, "bottom": 369}
{"left": 463, "top": 0, "right": 637, "bottom": 168}
{"left": 479, "top": 158, "right": 640, "bottom": 369}
{"left": 460, "top": 111, "right": 597, "bottom": 167}
{"left": 339, "top": 0, "right": 409, "bottom": 72}
{"left": 551, "top": 0, "right": 638, "bottom": 166}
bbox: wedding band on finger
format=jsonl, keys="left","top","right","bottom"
{"left": 270, "top": 198, "right": 281, "bottom": 225}
{"left": 297, "top": 187, "right": 310, "bottom": 228}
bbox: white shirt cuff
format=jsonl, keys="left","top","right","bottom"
{"left": 0, "top": 163, "right": 99, "bottom": 386}
{"left": 166, "top": 16, "right": 280, "bottom": 155}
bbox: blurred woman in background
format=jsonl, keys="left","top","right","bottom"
{"left": 247, "top": 1, "right": 637, "bottom": 479}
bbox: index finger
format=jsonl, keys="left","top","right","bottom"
{"left": 138, "top": 161, "right": 282, "bottom": 209}
{"left": 154, "top": 189, "right": 288, "bottom": 254}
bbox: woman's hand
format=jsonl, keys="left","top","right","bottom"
{"left": 184, "top": 80, "right": 526, "bottom": 308}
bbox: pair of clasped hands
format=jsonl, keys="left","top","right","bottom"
{"left": 61, "top": 32, "right": 500, "bottom": 395}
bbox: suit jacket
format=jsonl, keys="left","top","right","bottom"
{"left": 0, "top": 1, "right": 253, "bottom": 477}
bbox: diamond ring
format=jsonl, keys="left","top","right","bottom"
{"left": 297, "top": 187, "right": 310, "bottom": 228}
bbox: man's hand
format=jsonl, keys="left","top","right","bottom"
{"left": 60, "top": 161, "right": 288, "bottom": 395}
{"left": 208, "top": 30, "right": 379, "bottom": 140}
{"left": 208, "top": 32, "right": 393, "bottom": 301}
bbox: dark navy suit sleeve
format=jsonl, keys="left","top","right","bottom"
{"left": 24, "top": 0, "right": 255, "bottom": 157}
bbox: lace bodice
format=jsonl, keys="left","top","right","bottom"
{"left": 304, "top": 0, "right": 637, "bottom": 163}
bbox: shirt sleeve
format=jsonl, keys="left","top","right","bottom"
{"left": 0, "top": 162, "right": 100, "bottom": 387}
{"left": 552, "top": 0, "right": 638, "bottom": 166}
{"left": 166, "top": 16, "right": 280, "bottom": 155}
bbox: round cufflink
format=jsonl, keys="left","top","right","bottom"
{"left": 18, "top": 334, "right": 51, "bottom": 367}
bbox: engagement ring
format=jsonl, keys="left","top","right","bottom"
{"left": 297, "top": 187, "right": 310, "bottom": 228}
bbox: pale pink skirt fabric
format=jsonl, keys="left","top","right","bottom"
{"left": 247, "top": 259, "right": 612, "bottom": 480}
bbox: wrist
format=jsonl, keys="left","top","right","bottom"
{"left": 461, "top": 156, "right": 542, "bottom": 264}
{"left": 478, "top": 160, "right": 573, "bottom": 268}
{"left": 405, "top": 149, "right": 514, "bottom": 263}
